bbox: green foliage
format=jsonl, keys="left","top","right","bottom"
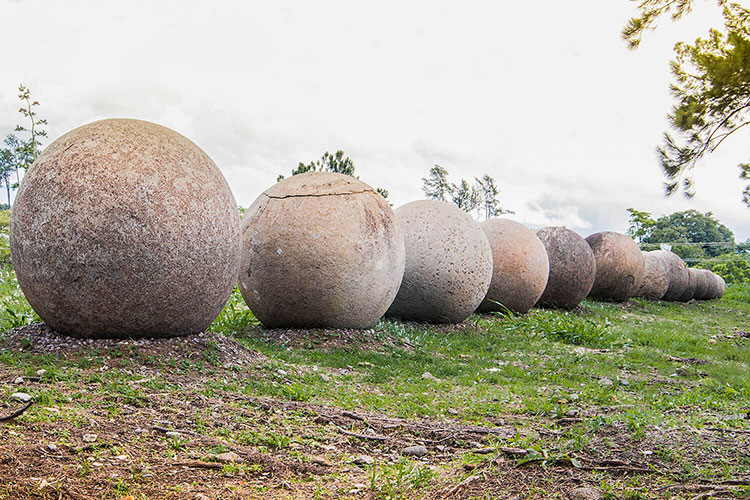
{"left": 422, "top": 165, "right": 512, "bottom": 218}
{"left": 0, "top": 266, "right": 39, "bottom": 331}
{"left": 624, "top": 2, "right": 750, "bottom": 202}
{"left": 626, "top": 208, "right": 656, "bottom": 243}
{"left": 636, "top": 209, "right": 737, "bottom": 259}
{"left": 277, "top": 150, "right": 388, "bottom": 198}
{"left": 696, "top": 253, "right": 750, "bottom": 283}
{"left": 0, "top": 210, "right": 9, "bottom": 263}
{"left": 208, "top": 287, "right": 258, "bottom": 335}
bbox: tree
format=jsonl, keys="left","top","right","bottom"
{"left": 0, "top": 148, "right": 13, "bottom": 208}
{"left": 624, "top": 2, "right": 750, "bottom": 204}
{"left": 451, "top": 178, "right": 478, "bottom": 212}
{"left": 423, "top": 166, "right": 512, "bottom": 219}
{"left": 626, "top": 208, "right": 657, "bottom": 242}
{"left": 277, "top": 150, "right": 388, "bottom": 198}
{"left": 422, "top": 165, "right": 453, "bottom": 201}
{"left": 642, "top": 209, "right": 736, "bottom": 257}
{"left": 14, "top": 84, "right": 47, "bottom": 172}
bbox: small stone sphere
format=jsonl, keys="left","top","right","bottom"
{"left": 677, "top": 268, "right": 699, "bottom": 302}
{"left": 635, "top": 251, "right": 670, "bottom": 300}
{"left": 702, "top": 271, "right": 721, "bottom": 300}
{"left": 716, "top": 274, "right": 726, "bottom": 299}
{"left": 534, "top": 226, "right": 596, "bottom": 309}
{"left": 585, "top": 232, "right": 645, "bottom": 302}
{"left": 477, "top": 219, "right": 549, "bottom": 314}
{"left": 10, "top": 119, "right": 241, "bottom": 338}
{"left": 692, "top": 269, "right": 711, "bottom": 300}
{"left": 239, "top": 172, "right": 405, "bottom": 329}
{"left": 385, "top": 200, "right": 492, "bottom": 323}
{"left": 661, "top": 252, "right": 690, "bottom": 301}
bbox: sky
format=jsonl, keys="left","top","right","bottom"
{"left": 1, "top": 0, "right": 748, "bottom": 241}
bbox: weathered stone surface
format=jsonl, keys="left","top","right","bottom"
{"left": 677, "top": 268, "right": 699, "bottom": 302}
{"left": 661, "top": 251, "right": 690, "bottom": 301}
{"left": 478, "top": 219, "right": 548, "bottom": 314}
{"left": 535, "top": 226, "right": 596, "bottom": 309}
{"left": 239, "top": 172, "right": 404, "bottom": 329}
{"left": 385, "top": 200, "right": 492, "bottom": 323}
{"left": 702, "top": 271, "right": 721, "bottom": 300}
{"left": 635, "top": 250, "right": 670, "bottom": 300}
{"left": 10, "top": 119, "right": 240, "bottom": 338}
{"left": 715, "top": 274, "right": 726, "bottom": 299}
{"left": 692, "top": 269, "right": 711, "bottom": 300}
{"left": 585, "top": 232, "right": 645, "bottom": 302}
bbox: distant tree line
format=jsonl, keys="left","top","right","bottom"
{"left": 422, "top": 164, "right": 512, "bottom": 220}
{"left": 627, "top": 208, "right": 750, "bottom": 283}
{"left": 0, "top": 84, "right": 47, "bottom": 209}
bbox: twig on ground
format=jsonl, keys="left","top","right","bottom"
{"left": 440, "top": 475, "right": 480, "bottom": 498}
{"left": 173, "top": 461, "right": 223, "bottom": 470}
{"left": 0, "top": 401, "right": 33, "bottom": 422}
{"left": 337, "top": 426, "right": 389, "bottom": 441}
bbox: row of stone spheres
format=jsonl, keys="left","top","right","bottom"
{"left": 8, "top": 119, "right": 726, "bottom": 338}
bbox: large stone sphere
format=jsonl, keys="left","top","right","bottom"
{"left": 10, "top": 119, "right": 241, "bottom": 338}
{"left": 385, "top": 200, "right": 492, "bottom": 323}
{"left": 534, "top": 226, "right": 596, "bottom": 309}
{"left": 692, "top": 269, "right": 711, "bottom": 300}
{"left": 635, "top": 251, "right": 670, "bottom": 300}
{"left": 239, "top": 172, "right": 405, "bottom": 329}
{"left": 585, "top": 232, "right": 645, "bottom": 301}
{"left": 677, "top": 268, "right": 699, "bottom": 302}
{"left": 661, "top": 252, "right": 690, "bottom": 301}
{"left": 477, "top": 219, "right": 549, "bottom": 314}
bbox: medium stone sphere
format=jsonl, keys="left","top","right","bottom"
{"left": 716, "top": 274, "right": 726, "bottom": 299}
{"left": 635, "top": 251, "right": 670, "bottom": 300}
{"left": 692, "top": 269, "right": 711, "bottom": 300}
{"left": 661, "top": 252, "right": 690, "bottom": 301}
{"left": 702, "top": 271, "right": 721, "bottom": 300}
{"left": 10, "top": 119, "right": 241, "bottom": 338}
{"left": 239, "top": 172, "right": 405, "bottom": 329}
{"left": 585, "top": 232, "right": 645, "bottom": 302}
{"left": 534, "top": 226, "right": 596, "bottom": 309}
{"left": 385, "top": 200, "right": 492, "bottom": 323}
{"left": 677, "top": 268, "right": 699, "bottom": 302}
{"left": 477, "top": 219, "right": 549, "bottom": 314}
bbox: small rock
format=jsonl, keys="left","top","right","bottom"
{"left": 35, "top": 369, "right": 46, "bottom": 377}
{"left": 421, "top": 372, "right": 440, "bottom": 383}
{"left": 216, "top": 451, "right": 242, "bottom": 464}
{"left": 165, "top": 431, "right": 181, "bottom": 439}
{"left": 402, "top": 445, "right": 428, "bottom": 457}
{"left": 11, "top": 392, "right": 32, "bottom": 403}
{"left": 621, "top": 379, "right": 630, "bottom": 386}
{"left": 196, "top": 494, "right": 210, "bottom": 500}
{"left": 13, "top": 377, "right": 24, "bottom": 385}
{"left": 288, "top": 442, "right": 303, "bottom": 449}
{"left": 447, "top": 408, "right": 459, "bottom": 415}
{"left": 708, "top": 338, "right": 717, "bottom": 344}
{"left": 472, "top": 447, "right": 494, "bottom": 455}
{"left": 115, "top": 454, "right": 128, "bottom": 461}
{"left": 82, "top": 434, "right": 98, "bottom": 443}
{"left": 598, "top": 377, "right": 613, "bottom": 387}
{"left": 47, "top": 444, "right": 57, "bottom": 452}
{"left": 567, "top": 486, "right": 603, "bottom": 500}
{"left": 277, "top": 369, "right": 288, "bottom": 376}
{"left": 436, "top": 445, "right": 446, "bottom": 452}
{"left": 352, "top": 455, "right": 375, "bottom": 466}
{"left": 309, "top": 455, "right": 331, "bottom": 467}
{"left": 320, "top": 374, "right": 331, "bottom": 382}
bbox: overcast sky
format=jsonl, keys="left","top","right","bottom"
{"left": 2, "top": 0, "right": 748, "bottom": 241}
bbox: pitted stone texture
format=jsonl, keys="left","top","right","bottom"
{"left": 10, "top": 119, "right": 241, "bottom": 338}
{"left": 692, "top": 269, "right": 711, "bottom": 300}
{"left": 661, "top": 252, "right": 690, "bottom": 301}
{"left": 477, "top": 219, "right": 548, "bottom": 314}
{"left": 585, "top": 232, "right": 645, "bottom": 302}
{"left": 635, "top": 251, "right": 670, "bottom": 300}
{"left": 677, "top": 268, "right": 699, "bottom": 302}
{"left": 239, "top": 172, "right": 404, "bottom": 329}
{"left": 704, "top": 272, "right": 726, "bottom": 300}
{"left": 386, "top": 200, "right": 492, "bottom": 323}
{"left": 535, "top": 226, "right": 596, "bottom": 309}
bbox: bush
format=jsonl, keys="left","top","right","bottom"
{"left": 0, "top": 210, "right": 9, "bottom": 264}
{"left": 696, "top": 253, "right": 750, "bottom": 284}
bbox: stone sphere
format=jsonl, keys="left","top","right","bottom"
{"left": 477, "top": 219, "right": 549, "bottom": 314}
{"left": 677, "top": 268, "right": 699, "bottom": 302}
{"left": 238, "top": 172, "right": 405, "bottom": 329}
{"left": 635, "top": 251, "right": 670, "bottom": 300}
{"left": 585, "top": 232, "right": 645, "bottom": 302}
{"left": 704, "top": 272, "right": 726, "bottom": 300}
{"left": 534, "top": 226, "right": 596, "bottom": 309}
{"left": 661, "top": 252, "right": 690, "bottom": 301}
{"left": 385, "top": 200, "right": 492, "bottom": 323}
{"left": 716, "top": 274, "right": 726, "bottom": 299}
{"left": 691, "top": 269, "right": 710, "bottom": 300}
{"left": 10, "top": 119, "right": 241, "bottom": 338}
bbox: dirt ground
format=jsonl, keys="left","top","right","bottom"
{"left": 1, "top": 324, "right": 748, "bottom": 500}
